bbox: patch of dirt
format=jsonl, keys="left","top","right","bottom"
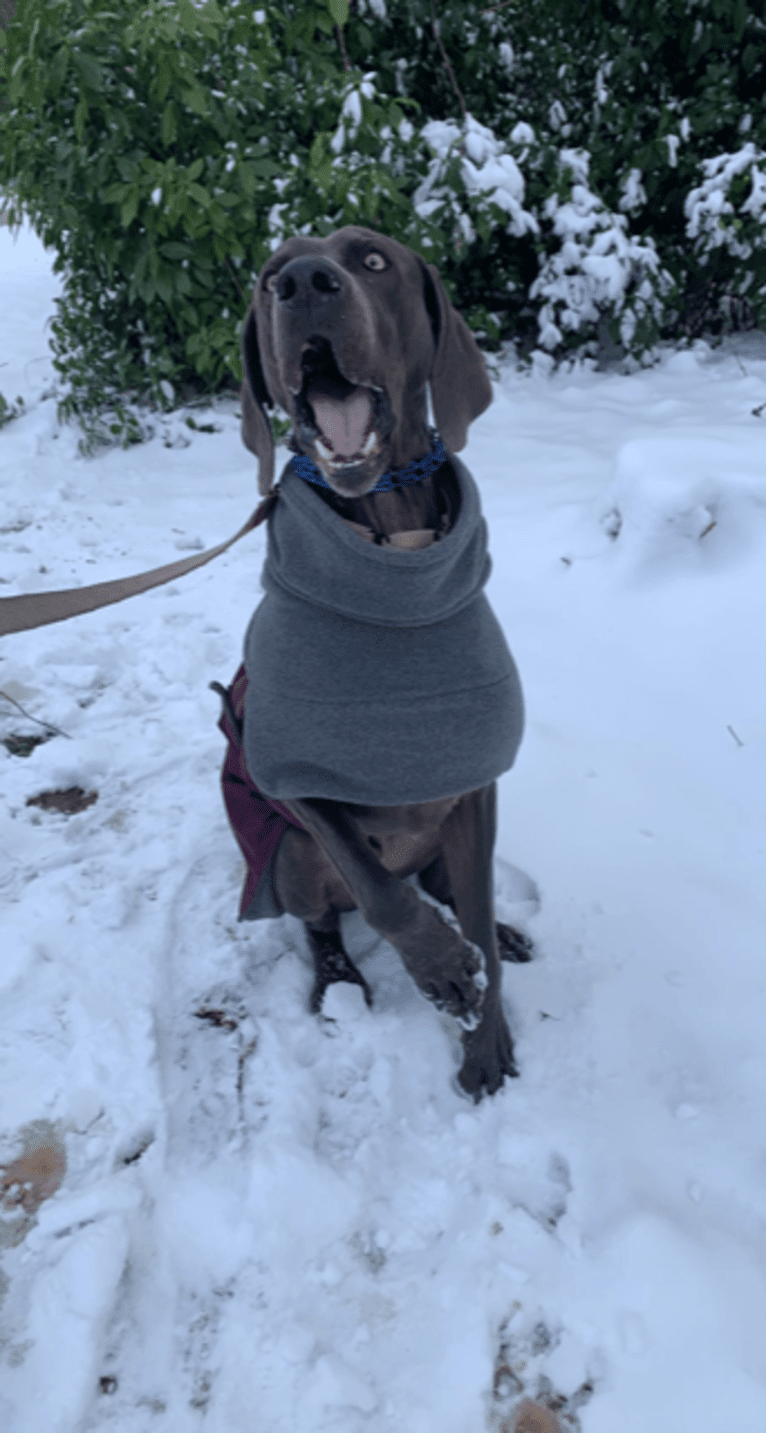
{"left": 26, "top": 786, "right": 98, "bottom": 815}
{"left": 118, "top": 1131, "right": 155, "bottom": 1168}
{"left": 0, "top": 1120, "right": 67, "bottom": 1248}
{"left": 194, "top": 1006, "right": 239, "bottom": 1032}
{"left": 3, "top": 731, "right": 55, "bottom": 759}
{"left": 491, "top": 1313, "right": 594, "bottom": 1433}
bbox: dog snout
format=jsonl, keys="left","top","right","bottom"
{"left": 275, "top": 256, "right": 344, "bottom": 310}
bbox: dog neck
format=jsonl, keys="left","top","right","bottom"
{"left": 307, "top": 459, "right": 461, "bottom": 547}
{"left": 289, "top": 433, "right": 446, "bottom": 494}
{"left": 288, "top": 434, "right": 460, "bottom": 545}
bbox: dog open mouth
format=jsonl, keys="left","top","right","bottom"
{"left": 295, "top": 338, "right": 391, "bottom": 483}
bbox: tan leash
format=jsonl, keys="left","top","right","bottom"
{"left": 0, "top": 490, "right": 279, "bottom": 637}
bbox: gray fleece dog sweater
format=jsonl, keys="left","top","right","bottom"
{"left": 243, "top": 453, "right": 524, "bottom": 805}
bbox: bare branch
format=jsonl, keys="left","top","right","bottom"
{"left": 336, "top": 22, "right": 351, "bottom": 73}
{"left": 430, "top": 1, "right": 467, "bottom": 124}
{"left": 225, "top": 255, "right": 243, "bottom": 301}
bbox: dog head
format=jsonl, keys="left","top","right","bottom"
{"left": 241, "top": 226, "right": 493, "bottom": 497}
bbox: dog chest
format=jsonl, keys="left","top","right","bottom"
{"left": 241, "top": 457, "right": 525, "bottom": 805}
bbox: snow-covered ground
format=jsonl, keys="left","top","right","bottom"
{"left": 1, "top": 220, "right": 765, "bottom": 1433}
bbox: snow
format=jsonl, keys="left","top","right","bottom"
{"left": 1, "top": 221, "right": 766, "bottom": 1431}
{"left": 531, "top": 157, "right": 670, "bottom": 354}
{"left": 618, "top": 169, "right": 647, "bottom": 216}
{"left": 416, "top": 116, "right": 538, "bottom": 241}
{"left": 685, "top": 143, "right": 766, "bottom": 259}
{"left": 330, "top": 76, "right": 377, "bottom": 155}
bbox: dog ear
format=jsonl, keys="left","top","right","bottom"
{"left": 419, "top": 259, "right": 493, "bottom": 451}
{"left": 241, "top": 302, "right": 275, "bottom": 495}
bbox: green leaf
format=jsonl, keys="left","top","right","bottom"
{"left": 8, "top": 55, "right": 26, "bottom": 106}
{"left": 178, "top": 0, "right": 200, "bottom": 37}
{"left": 156, "top": 61, "right": 173, "bottom": 105}
{"left": 235, "top": 165, "right": 254, "bottom": 198}
{"left": 183, "top": 87, "right": 209, "bottom": 117}
{"left": 248, "top": 157, "right": 281, "bottom": 178}
{"left": 314, "top": 160, "right": 333, "bottom": 193}
{"left": 310, "top": 132, "right": 327, "bottom": 169}
{"left": 187, "top": 182, "right": 211, "bottom": 207}
{"left": 161, "top": 102, "right": 178, "bottom": 146}
{"left": 187, "top": 158, "right": 205, "bottom": 181}
{"left": 328, "top": 0, "right": 349, "bottom": 27}
{"left": 159, "top": 241, "right": 192, "bottom": 259}
{"left": 74, "top": 53, "right": 102, "bottom": 92}
{"left": 120, "top": 190, "right": 139, "bottom": 228}
{"left": 155, "top": 274, "right": 175, "bottom": 305}
{"left": 74, "top": 96, "right": 88, "bottom": 144}
{"left": 117, "top": 157, "right": 138, "bottom": 183}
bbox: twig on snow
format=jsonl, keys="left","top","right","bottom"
{"left": 0, "top": 688, "right": 70, "bottom": 739}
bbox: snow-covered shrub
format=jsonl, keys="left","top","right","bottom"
{"left": 685, "top": 145, "right": 766, "bottom": 328}
{"left": 531, "top": 149, "right": 673, "bottom": 363}
{"left": 263, "top": 72, "right": 423, "bottom": 253}
{"left": 2, "top": 0, "right": 766, "bottom": 452}
{"left": 409, "top": 115, "right": 540, "bottom": 342}
{"left": 411, "top": 120, "right": 671, "bottom": 361}
{"left": 0, "top": 0, "right": 292, "bottom": 448}
{"left": 0, "top": 392, "right": 24, "bottom": 429}
{"left": 413, "top": 115, "right": 538, "bottom": 248}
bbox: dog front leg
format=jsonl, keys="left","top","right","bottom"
{"left": 281, "top": 797, "right": 487, "bottom": 1025}
{"left": 439, "top": 784, "right": 518, "bottom": 1099}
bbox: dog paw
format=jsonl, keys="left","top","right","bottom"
{"left": 306, "top": 928, "right": 373, "bottom": 1015}
{"left": 311, "top": 962, "right": 373, "bottom": 1015}
{"left": 392, "top": 886, "right": 487, "bottom": 1025}
{"left": 457, "top": 1009, "right": 518, "bottom": 1101}
{"left": 496, "top": 921, "right": 535, "bottom": 963}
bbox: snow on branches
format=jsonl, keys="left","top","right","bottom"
{"left": 685, "top": 144, "right": 766, "bottom": 263}
{"left": 531, "top": 149, "right": 673, "bottom": 360}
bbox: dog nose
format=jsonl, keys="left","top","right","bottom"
{"left": 276, "top": 256, "right": 343, "bottom": 306}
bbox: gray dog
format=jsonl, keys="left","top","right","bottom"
{"left": 236, "top": 226, "right": 528, "bottom": 1100}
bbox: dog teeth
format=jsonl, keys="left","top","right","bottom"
{"left": 315, "top": 430, "right": 378, "bottom": 469}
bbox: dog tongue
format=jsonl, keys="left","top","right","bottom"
{"left": 308, "top": 384, "right": 372, "bottom": 458}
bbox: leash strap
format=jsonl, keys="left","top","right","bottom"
{"left": 0, "top": 490, "right": 279, "bottom": 637}
{"left": 1, "top": 430, "right": 446, "bottom": 636}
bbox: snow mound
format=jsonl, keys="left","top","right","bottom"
{"left": 601, "top": 436, "right": 766, "bottom": 575}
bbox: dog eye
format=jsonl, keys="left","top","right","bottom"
{"left": 363, "top": 252, "right": 388, "bottom": 272}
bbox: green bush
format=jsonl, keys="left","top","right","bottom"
{"left": 684, "top": 141, "right": 766, "bottom": 330}
{"left": 1, "top": 0, "right": 765, "bottom": 454}
{"left": 0, "top": 0, "right": 284, "bottom": 449}
{"left": 0, "top": 392, "right": 25, "bottom": 428}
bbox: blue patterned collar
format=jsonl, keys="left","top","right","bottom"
{"left": 290, "top": 434, "right": 446, "bottom": 493}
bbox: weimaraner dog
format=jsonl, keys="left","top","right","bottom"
{"left": 238, "top": 226, "right": 530, "bottom": 1100}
